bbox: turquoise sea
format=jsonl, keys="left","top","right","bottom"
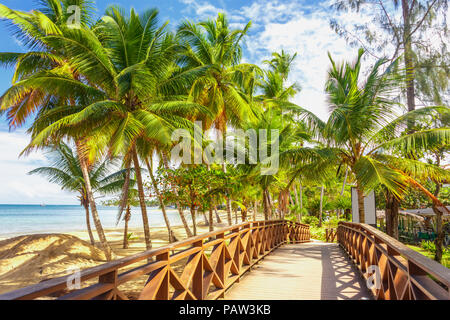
{"left": 0, "top": 204, "right": 188, "bottom": 238}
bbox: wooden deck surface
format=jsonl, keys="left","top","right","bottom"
{"left": 224, "top": 241, "right": 372, "bottom": 300}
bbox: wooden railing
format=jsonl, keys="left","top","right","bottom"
{"left": 325, "top": 228, "right": 337, "bottom": 242}
{"left": 0, "top": 220, "right": 310, "bottom": 300}
{"left": 338, "top": 222, "right": 450, "bottom": 300}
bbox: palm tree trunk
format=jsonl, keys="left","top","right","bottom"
{"left": 401, "top": 0, "right": 416, "bottom": 119}
{"left": 222, "top": 163, "right": 233, "bottom": 226}
{"left": 190, "top": 207, "right": 197, "bottom": 236}
{"left": 433, "top": 153, "right": 443, "bottom": 263}
{"left": 83, "top": 200, "right": 95, "bottom": 245}
{"left": 241, "top": 208, "right": 247, "bottom": 222}
{"left": 356, "top": 186, "right": 366, "bottom": 224}
{"left": 75, "top": 143, "right": 112, "bottom": 260}
{"left": 123, "top": 205, "right": 131, "bottom": 249}
{"left": 202, "top": 210, "right": 209, "bottom": 226}
{"left": 268, "top": 192, "right": 274, "bottom": 219}
{"left": 339, "top": 166, "right": 349, "bottom": 219}
{"left": 299, "top": 183, "right": 303, "bottom": 223}
{"left": 263, "top": 188, "right": 270, "bottom": 220}
{"left": 214, "top": 207, "right": 222, "bottom": 224}
{"left": 234, "top": 208, "right": 238, "bottom": 224}
{"left": 208, "top": 207, "right": 214, "bottom": 232}
{"left": 319, "top": 185, "right": 324, "bottom": 227}
{"left": 293, "top": 183, "right": 299, "bottom": 207}
{"left": 145, "top": 157, "right": 175, "bottom": 243}
{"left": 131, "top": 148, "right": 152, "bottom": 251}
{"left": 161, "top": 151, "right": 193, "bottom": 237}
{"left": 385, "top": 190, "right": 399, "bottom": 239}
{"left": 253, "top": 201, "right": 257, "bottom": 221}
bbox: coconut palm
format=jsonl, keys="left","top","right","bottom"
{"left": 285, "top": 49, "right": 450, "bottom": 223}
{"left": 177, "top": 13, "right": 260, "bottom": 225}
{"left": 28, "top": 142, "right": 122, "bottom": 246}
{"left": 263, "top": 50, "right": 298, "bottom": 81}
{"left": 0, "top": 1, "right": 117, "bottom": 259}
{"left": 3, "top": 6, "right": 210, "bottom": 250}
{"left": 99, "top": 167, "right": 139, "bottom": 249}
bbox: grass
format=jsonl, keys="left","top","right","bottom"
{"left": 407, "top": 244, "right": 450, "bottom": 269}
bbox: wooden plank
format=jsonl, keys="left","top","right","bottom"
{"left": 224, "top": 242, "right": 372, "bottom": 300}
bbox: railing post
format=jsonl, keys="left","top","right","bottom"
{"left": 96, "top": 270, "right": 118, "bottom": 300}
{"left": 192, "top": 239, "right": 205, "bottom": 300}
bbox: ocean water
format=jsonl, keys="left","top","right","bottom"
{"left": 0, "top": 204, "right": 189, "bottom": 238}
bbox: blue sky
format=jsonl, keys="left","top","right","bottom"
{"left": 0, "top": 0, "right": 361, "bottom": 204}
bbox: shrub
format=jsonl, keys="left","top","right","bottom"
{"left": 301, "top": 215, "right": 319, "bottom": 227}
{"left": 309, "top": 226, "right": 326, "bottom": 241}
{"left": 421, "top": 240, "right": 450, "bottom": 255}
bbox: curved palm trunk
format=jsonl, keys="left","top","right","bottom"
{"left": 214, "top": 207, "right": 222, "bottom": 223}
{"left": 131, "top": 148, "right": 152, "bottom": 251}
{"left": 145, "top": 157, "right": 175, "bottom": 243}
{"left": 267, "top": 192, "right": 274, "bottom": 219}
{"left": 161, "top": 151, "right": 193, "bottom": 237}
{"left": 202, "top": 210, "right": 210, "bottom": 226}
{"left": 123, "top": 205, "right": 131, "bottom": 249}
{"left": 83, "top": 200, "right": 95, "bottom": 245}
{"left": 76, "top": 144, "right": 112, "bottom": 260}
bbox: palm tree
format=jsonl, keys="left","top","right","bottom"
{"left": 0, "top": 1, "right": 116, "bottom": 260}
{"left": 29, "top": 142, "right": 118, "bottom": 246}
{"left": 263, "top": 50, "right": 298, "bottom": 81}
{"left": 285, "top": 49, "right": 450, "bottom": 223}
{"left": 5, "top": 6, "right": 210, "bottom": 250}
{"left": 102, "top": 171, "right": 139, "bottom": 250}
{"left": 235, "top": 107, "right": 314, "bottom": 220}
{"left": 144, "top": 152, "right": 177, "bottom": 243}
{"left": 177, "top": 13, "right": 260, "bottom": 225}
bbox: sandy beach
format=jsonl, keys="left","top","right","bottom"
{"left": 0, "top": 210, "right": 260, "bottom": 296}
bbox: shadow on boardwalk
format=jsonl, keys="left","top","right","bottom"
{"left": 224, "top": 241, "right": 372, "bottom": 300}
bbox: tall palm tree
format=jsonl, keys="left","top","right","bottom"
{"left": 177, "top": 13, "right": 260, "bottom": 225}
{"left": 285, "top": 49, "right": 450, "bottom": 223}
{"left": 3, "top": 6, "right": 210, "bottom": 250}
{"left": 144, "top": 152, "right": 176, "bottom": 243}
{"left": 0, "top": 1, "right": 116, "bottom": 259}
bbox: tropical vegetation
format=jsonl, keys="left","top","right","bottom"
{"left": 0, "top": 0, "right": 448, "bottom": 264}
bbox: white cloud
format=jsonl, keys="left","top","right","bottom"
{"left": 229, "top": 0, "right": 364, "bottom": 120}
{"left": 0, "top": 131, "right": 78, "bottom": 204}
{"left": 178, "top": 0, "right": 225, "bottom": 20}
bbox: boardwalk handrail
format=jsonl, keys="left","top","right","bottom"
{"left": 325, "top": 228, "right": 337, "bottom": 243}
{"left": 338, "top": 221, "right": 450, "bottom": 300}
{"left": 0, "top": 220, "right": 310, "bottom": 300}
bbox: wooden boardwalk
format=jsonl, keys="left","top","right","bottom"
{"left": 225, "top": 241, "right": 372, "bottom": 300}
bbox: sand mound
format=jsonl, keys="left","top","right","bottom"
{"left": 0, "top": 234, "right": 110, "bottom": 295}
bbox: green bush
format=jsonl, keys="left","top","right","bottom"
{"left": 301, "top": 215, "right": 319, "bottom": 227}
{"left": 309, "top": 226, "right": 326, "bottom": 241}
{"left": 421, "top": 240, "right": 449, "bottom": 255}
